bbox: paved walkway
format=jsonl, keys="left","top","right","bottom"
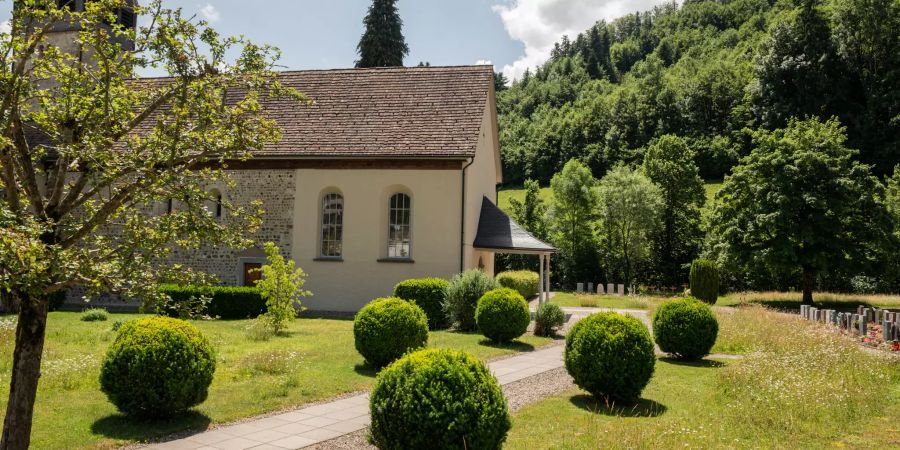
{"left": 147, "top": 346, "right": 565, "bottom": 450}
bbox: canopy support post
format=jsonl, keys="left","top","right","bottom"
{"left": 538, "top": 253, "right": 545, "bottom": 304}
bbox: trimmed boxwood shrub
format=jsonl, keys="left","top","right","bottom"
{"left": 475, "top": 288, "right": 531, "bottom": 342}
{"left": 689, "top": 259, "right": 720, "bottom": 304}
{"left": 353, "top": 297, "right": 428, "bottom": 368}
{"left": 564, "top": 312, "right": 655, "bottom": 402}
{"left": 495, "top": 271, "right": 540, "bottom": 299}
{"left": 534, "top": 302, "right": 566, "bottom": 337}
{"left": 80, "top": 308, "right": 109, "bottom": 322}
{"left": 443, "top": 270, "right": 498, "bottom": 331}
{"left": 370, "top": 348, "right": 510, "bottom": 450}
{"left": 393, "top": 277, "right": 450, "bottom": 329}
{"left": 158, "top": 284, "right": 267, "bottom": 319}
{"left": 100, "top": 316, "right": 215, "bottom": 418}
{"left": 653, "top": 297, "right": 719, "bottom": 360}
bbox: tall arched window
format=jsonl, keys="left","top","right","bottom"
{"left": 207, "top": 189, "right": 223, "bottom": 219}
{"left": 388, "top": 193, "right": 411, "bottom": 258}
{"left": 321, "top": 193, "right": 344, "bottom": 258}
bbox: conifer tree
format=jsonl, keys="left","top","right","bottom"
{"left": 355, "top": 0, "right": 409, "bottom": 68}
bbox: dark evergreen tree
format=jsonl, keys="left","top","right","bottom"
{"left": 494, "top": 72, "right": 509, "bottom": 92}
{"left": 355, "top": 0, "right": 409, "bottom": 68}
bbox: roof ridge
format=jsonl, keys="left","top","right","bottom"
{"left": 131, "top": 64, "right": 493, "bottom": 81}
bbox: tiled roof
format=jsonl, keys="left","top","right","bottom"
{"left": 252, "top": 65, "right": 493, "bottom": 158}
{"left": 25, "top": 65, "right": 494, "bottom": 159}
{"left": 473, "top": 197, "right": 556, "bottom": 253}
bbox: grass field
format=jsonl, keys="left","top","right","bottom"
{"left": 0, "top": 312, "right": 552, "bottom": 449}
{"left": 719, "top": 291, "right": 900, "bottom": 311}
{"left": 550, "top": 292, "right": 653, "bottom": 310}
{"left": 506, "top": 306, "right": 900, "bottom": 449}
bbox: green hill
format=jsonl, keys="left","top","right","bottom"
{"left": 496, "top": 0, "right": 899, "bottom": 185}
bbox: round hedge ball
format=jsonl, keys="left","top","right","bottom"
{"left": 475, "top": 288, "right": 531, "bottom": 342}
{"left": 653, "top": 297, "right": 719, "bottom": 360}
{"left": 370, "top": 348, "right": 511, "bottom": 450}
{"left": 353, "top": 297, "right": 428, "bottom": 368}
{"left": 100, "top": 316, "right": 216, "bottom": 418}
{"left": 564, "top": 312, "right": 655, "bottom": 403}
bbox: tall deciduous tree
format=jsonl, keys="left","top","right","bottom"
{"left": 547, "top": 159, "right": 600, "bottom": 288}
{"left": 0, "top": 1, "right": 304, "bottom": 448}
{"left": 496, "top": 179, "right": 548, "bottom": 273}
{"left": 641, "top": 135, "right": 705, "bottom": 286}
{"left": 355, "top": 0, "right": 409, "bottom": 68}
{"left": 597, "top": 165, "right": 662, "bottom": 290}
{"left": 750, "top": 0, "right": 849, "bottom": 129}
{"left": 709, "top": 118, "right": 890, "bottom": 305}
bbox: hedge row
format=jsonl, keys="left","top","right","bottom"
{"left": 495, "top": 271, "right": 540, "bottom": 299}
{"left": 157, "top": 284, "right": 267, "bottom": 320}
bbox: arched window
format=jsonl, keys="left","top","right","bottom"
{"left": 166, "top": 198, "right": 174, "bottom": 215}
{"left": 321, "top": 193, "right": 344, "bottom": 258}
{"left": 388, "top": 193, "right": 411, "bottom": 258}
{"left": 207, "top": 189, "right": 223, "bottom": 219}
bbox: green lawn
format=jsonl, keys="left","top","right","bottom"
{"left": 0, "top": 312, "right": 552, "bottom": 449}
{"left": 718, "top": 291, "right": 900, "bottom": 311}
{"left": 506, "top": 306, "right": 900, "bottom": 448}
{"left": 549, "top": 292, "right": 652, "bottom": 310}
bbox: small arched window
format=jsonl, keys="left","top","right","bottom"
{"left": 166, "top": 198, "right": 174, "bottom": 215}
{"left": 321, "top": 193, "right": 344, "bottom": 258}
{"left": 388, "top": 193, "right": 411, "bottom": 258}
{"left": 207, "top": 189, "right": 224, "bottom": 219}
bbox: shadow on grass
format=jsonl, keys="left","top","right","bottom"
{"left": 353, "top": 362, "right": 378, "bottom": 378}
{"left": 658, "top": 357, "right": 726, "bottom": 368}
{"left": 91, "top": 410, "right": 211, "bottom": 441}
{"left": 477, "top": 338, "right": 536, "bottom": 352}
{"left": 569, "top": 394, "right": 667, "bottom": 418}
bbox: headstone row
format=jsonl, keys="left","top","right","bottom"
{"left": 576, "top": 283, "right": 626, "bottom": 296}
{"left": 799, "top": 305, "right": 899, "bottom": 340}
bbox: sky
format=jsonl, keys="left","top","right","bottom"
{"left": 0, "top": 0, "right": 668, "bottom": 80}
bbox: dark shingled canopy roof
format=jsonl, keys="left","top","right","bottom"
{"left": 473, "top": 197, "right": 556, "bottom": 253}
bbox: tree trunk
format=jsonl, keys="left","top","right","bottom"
{"left": 1, "top": 292, "right": 49, "bottom": 450}
{"left": 801, "top": 268, "right": 815, "bottom": 306}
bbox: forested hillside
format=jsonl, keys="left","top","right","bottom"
{"left": 496, "top": 0, "right": 899, "bottom": 184}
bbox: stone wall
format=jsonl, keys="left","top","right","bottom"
{"left": 167, "top": 169, "right": 296, "bottom": 285}
{"left": 63, "top": 169, "right": 296, "bottom": 310}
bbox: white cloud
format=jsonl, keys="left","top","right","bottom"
{"left": 475, "top": 59, "right": 494, "bottom": 66}
{"left": 0, "top": 20, "right": 11, "bottom": 35}
{"left": 200, "top": 3, "right": 221, "bottom": 22}
{"left": 493, "top": 0, "right": 667, "bottom": 80}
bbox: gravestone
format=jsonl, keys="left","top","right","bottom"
{"left": 827, "top": 310, "right": 836, "bottom": 325}
{"left": 885, "top": 320, "right": 892, "bottom": 342}
{"left": 857, "top": 305, "right": 864, "bottom": 315}
{"left": 588, "top": 282, "right": 594, "bottom": 293}
{"left": 607, "top": 283, "right": 615, "bottom": 296}
{"left": 597, "top": 284, "right": 605, "bottom": 295}
{"left": 576, "top": 283, "right": 584, "bottom": 293}
{"left": 859, "top": 317, "right": 867, "bottom": 335}
{"left": 800, "top": 305, "right": 809, "bottom": 319}
{"left": 617, "top": 284, "right": 625, "bottom": 296}
{"left": 810, "top": 307, "right": 818, "bottom": 321}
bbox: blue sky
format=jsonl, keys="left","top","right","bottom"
{"left": 0, "top": 0, "right": 667, "bottom": 79}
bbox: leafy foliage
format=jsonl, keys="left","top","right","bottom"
{"left": 355, "top": 0, "right": 409, "bottom": 68}
{"left": 79, "top": 308, "right": 108, "bottom": 322}
{"left": 495, "top": 271, "right": 540, "bottom": 299}
{"left": 253, "top": 242, "right": 311, "bottom": 333}
{"left": 708, "top": 118, "right": 891, "bottom": 303}
{"left": 597, "top": 165, "right": 663, "bottom": 289}
{"left": 534, "top": 302, "right": 566, "bottom": 337}
{"left": 393, "top": 277, "right": 449, "bottom": 330}
{"left": 689, "top": 259, "right": 720, "bottom": 304}
{"left": 158, "top": 285, "right": 266, "bottom": 320}
{"left": 564, "top": 312, "right": 655, "bottom": 402}
{"left": 353, "top": 297, "right": 428, "bottom": 368}
{"left": 443, "top": 270, "right": 498, "bottom": 331}
{"left": 475, "top": 288, "right": 531, "bottom": 343}
{"left": 653, "top": 298, "right": 719, "bottom": 359}
{"left": 369, "top": 348, "right": 511, "bottom": 450}
{"left": 642, "top": 135, "right": 705, "bottom": 285}
{"left": 547, "top": 160, "right": 600, "bottom": 288}
{"left": 496, "top": 179, "right": 548, "bottom": 273}
{"left": 99, "top": 317, "right": 215, "bottom": 418}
